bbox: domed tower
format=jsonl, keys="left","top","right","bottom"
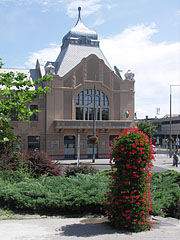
{"left": 45, "top": 7, "right": 112, "bottom": 77}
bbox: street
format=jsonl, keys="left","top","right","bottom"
{"left": 60, "top": 153, "right": 180, "bottom": 173}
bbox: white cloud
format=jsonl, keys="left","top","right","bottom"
{"left": 92, "top": 17, "right": 104, "bottom": 26}
{"left": 66, "top": 0, "right": 102, "bottom": 18}
{"left": 100, "top": 23, "right": 179, "bottom": 118}
{"left": 25, "top": 23, "right": 180, "bottom": 119}
{"left": 25, "top": 43, "right": 59, "bottom": 68}
{"left": 0, "top": 0, "right": 104, "bottom": 16}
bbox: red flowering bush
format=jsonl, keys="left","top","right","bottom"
{"left": 104, "top": 128, "right": 155, "bottom": 232}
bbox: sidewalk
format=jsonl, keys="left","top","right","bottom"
{"left": 0, "top": 154, "right": 179, "bottom": 240}
{"left": 59, "top": 154, "right": 180, "bottom": 172}
{"left": 0, "top": 216, "right": 180, "bottom": 240}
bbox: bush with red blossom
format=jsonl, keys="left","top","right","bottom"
{"left": 104, "top": 128, "right": 155, "bottom": 232}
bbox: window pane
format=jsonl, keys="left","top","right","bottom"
{"left": 97, "top": 108, "right": 100, "bottom": 120}
{"left": 64, "top": 136, "right": 75, "bottom": 144}
{"left": 105, "top": 96, "right": 109, "bottom": 106}
{"left": 85, "top": 95, "right": 92, "bottom": 105}
{"left": 102, "top": 108, "right": 109, "bottom": 120}
{"left": 79, "top": 91, "right": 84, "bottom": 105}
{"left": 76, "top": 107, "right": 83, "bottom": 120}
{"left": 96, "top": 90, "right": 100, "bottom": 96}
{"left": 96, "top": 96, "right": 100, "bottom": 106}
{"left": 28, "top": 136, "right": 40, "bottom": 150}
{"left": 101, "top": 92, "right": 105, "bottom": 106}
{"left": 85, "top": 108, "right": 88, "bottom": 120}
{"left": 30, "top": 105, "right": 38, "bottom": 121}
{"left": 89, "top": 108, "right": 94, "bottom": 120}
{"left": 75, "top": 95, "right": 79, "bottom": 105}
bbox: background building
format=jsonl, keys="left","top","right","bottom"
{"left": 149, "top": 114, "right": 180, "bottom": 150}
{"left": 0, "top": 8, "right": 135, "bottom": 159}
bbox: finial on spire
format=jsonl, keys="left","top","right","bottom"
{"left": 78, "top": 6, "right": 81, "bottom": 20}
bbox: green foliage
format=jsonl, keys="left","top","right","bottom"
{"left": 137, "top": 120, "right": 157, "bottom": 142}
{"left": 105, "top": 128, "right": 154, "bottom": 232}
{"left": 0, "top": 58, "right": 52, "bottom": 154}
{"left": 0, "top": 169, "right": 31, "bottom": 183}
{"left": 150, "top": 170, "right": 180, "bottom": 218}
{"left": 97, "top": 169, "right": 114, "bottom": 178}
{"left": 0, "top": 168, "right": 179, "bottom": 218}
{"left": 64, "top": 163, "right": 97, "bottom": 177}
{"left": 0, "top": 174, "right": 109, "bottom": 214}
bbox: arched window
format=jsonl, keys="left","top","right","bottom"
{"left": 75, "top": 89, "right": 109, "bottom": 120}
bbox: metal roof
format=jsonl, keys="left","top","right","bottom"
{"left": 55, "top": 43, "right": 112, "bottom": 77}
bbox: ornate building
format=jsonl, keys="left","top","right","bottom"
{"left": 1, "top": 8, "right": 135, "bottom": 159}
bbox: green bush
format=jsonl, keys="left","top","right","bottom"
{"left": 0, "top": 174, "right": 109, "bottom": 214}
{"left": 0, "top": 168, "right": 179, "bottom": 218}
{"left": 0, "top": 169, "right": 31, "bottom": 183}
{"left": 150, "top": 170, "right": 180, "bottom": 218}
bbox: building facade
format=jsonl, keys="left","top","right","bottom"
{"left": 1, "top": 8, "right": 135, "bottom": 159}
{"left": 150, "top": 115, "right": 180, "bottom": 149}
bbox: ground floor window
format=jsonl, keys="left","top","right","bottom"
{"left": 64, "top": 136, "right": 75, "bottom": 159}
{"left": 28, "top": 136, "right": 40, "bottom": 150}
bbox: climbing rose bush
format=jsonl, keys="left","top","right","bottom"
{"left": 104, "top": 128, "right": 155, "bottom": 232}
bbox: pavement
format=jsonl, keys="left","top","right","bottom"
{"left": 0, "top": 153, "right": 180, "bottom": 240}
{"left": 0, "top": 216, "right": 180, "bottom": 240}
{"left": 59, "top": 153, "right": 180, "bottom": 173}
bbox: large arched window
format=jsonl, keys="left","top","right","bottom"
{"left": 75, "top": 89, "right": 109, "bottom": 120}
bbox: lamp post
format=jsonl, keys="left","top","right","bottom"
{"left": 92, "top": 70, "right": 113, "bottom": 163}
{"left": 169, "top": 85, "right": 180, "bottom": 158}
{"left": 92, "top": 74, "right": 96, "bottom": 163}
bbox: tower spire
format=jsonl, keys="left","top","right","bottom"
{"left": 78, "top": 6, "right": 81, "bottom": 21}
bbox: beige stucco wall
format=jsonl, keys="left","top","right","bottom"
{"left": 11, "top": 54, "right": 134, "bottom": 159}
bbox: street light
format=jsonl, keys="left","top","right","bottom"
{"left": 92, "top": 70, "right": 113, "bottom": 163}
{"left": 169, "top": 84, "right": 180, "bottom": 158}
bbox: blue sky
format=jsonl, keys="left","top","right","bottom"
{"left": 0, "top": 0, "right": 180, "bottom": 119}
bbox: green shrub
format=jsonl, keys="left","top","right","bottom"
{"left": 0, "top": 169, "right": 31, "bottom": 183}
{"left": 0, "top": 174, "right": 109, "bottom": 214}
{"left": 64, "top": 163, "right": 97, "bottom": 177}
{"left": 150, "top": 170, "right": 180, "bottom": 218}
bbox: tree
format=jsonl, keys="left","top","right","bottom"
{"left": 0, "top": 58, "right": 52, "bottom": 154}
{"left": 137, "top": 120, "right": 157, "bottom": 142}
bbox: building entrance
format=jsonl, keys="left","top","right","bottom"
{"left": 64, "top": 136, "right": 75, "bottom": 159}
